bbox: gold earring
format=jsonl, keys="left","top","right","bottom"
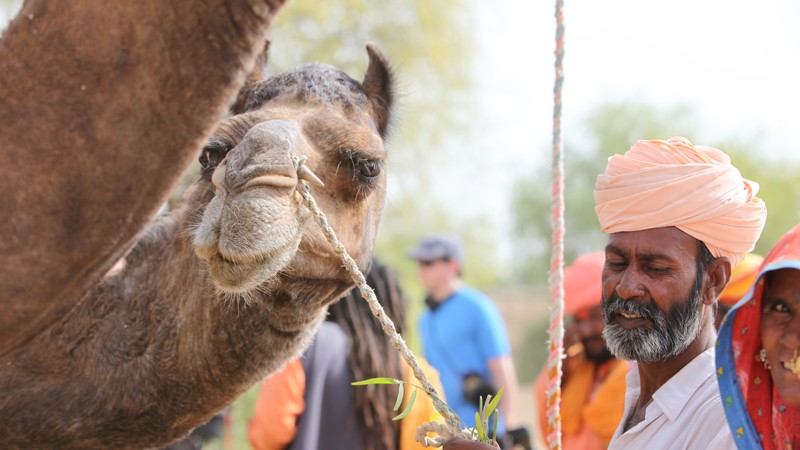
{"left": 759, "top": 348, "right": 771, "bottom": 370}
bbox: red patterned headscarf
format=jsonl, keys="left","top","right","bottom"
{"left": 716, "top": 225, "right": 800, "bottom": 449}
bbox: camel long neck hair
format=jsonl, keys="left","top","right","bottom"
{"left": 327, "top": 258, "right": 406, "bottom": 450}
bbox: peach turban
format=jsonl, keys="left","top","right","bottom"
{"left": 718, "top": 253, "right": 763, "bottom": 305}
{"left": 594, "top": 137, "right": 767, "bottom": 268}
{"left": 564, "top": 252, "right": 604, "bottom": 316}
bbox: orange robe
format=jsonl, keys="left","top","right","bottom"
{"left": 535, "top": 356, "right": 628, "bottom": 450}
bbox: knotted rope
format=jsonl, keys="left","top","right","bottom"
{"left": 546, "top": 0, "right": 567, "bottom": 449}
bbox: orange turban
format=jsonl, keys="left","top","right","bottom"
{"left": 718, "top": 253, "right": 763, "bottom": 305}
{"left": 594, "top": 137, "right": 767, "bottom": 268}
{"left": 564, "top": 252, "right": 605, "bottom": 316}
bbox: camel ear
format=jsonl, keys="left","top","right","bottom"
{"left": 231, "top": 40, "right": 270, "bottom": 115}
{"left": 362, "top": 43, "right": 395, "bottom": 139}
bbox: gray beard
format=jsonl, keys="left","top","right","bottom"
{"left": 602, "top": 286, "right": 703, "bottom": 363}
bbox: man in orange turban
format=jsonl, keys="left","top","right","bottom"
{"left": 715, "top": 252, "right": 763, "bottom": 329}
{"left": 534, "top": 252, "right": 629, "bottom": 449}
{"left": 594, "top": 137, "right": 767, "bottom": 450}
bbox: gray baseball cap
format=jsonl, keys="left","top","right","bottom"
{"left": 407, "top": 234, "right": 464, "bottom": 264}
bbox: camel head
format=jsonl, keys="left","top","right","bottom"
{"left": 193, "top": 43, "right": 395, "bottom": 300}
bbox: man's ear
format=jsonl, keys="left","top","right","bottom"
{"left": 704, "top": 257, "right": 732, "bottom": 306}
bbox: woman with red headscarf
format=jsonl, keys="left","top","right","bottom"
{"left": 716, "top": 224, "right": 800, "bottom": 449}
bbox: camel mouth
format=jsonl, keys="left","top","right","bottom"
{"left": 205, "top": 244, "right": 296, "bottom": 294}
{"left": 243, "top": 174, "right": 297, "bottom": 190}
{"left": 206, "top": 254, "right": 268, "bottom": 294}
{"left": 276, "top": 273, "right": 355, "bottom": 305}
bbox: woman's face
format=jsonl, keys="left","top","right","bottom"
{"left": 761, "top": 268, "right": 800, "bottom": 406}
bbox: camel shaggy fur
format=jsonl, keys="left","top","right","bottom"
{"left": 0, "top": 1, "right": 395, "bottom": 448}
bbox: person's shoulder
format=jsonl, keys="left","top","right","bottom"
{"left": 455, "top": 287, "right": 504, "bottom": 319}
{"left": 419, "top": 307, "right": 433, "bottom": 322}
{"left": 454, "top": 286, "right": 494, "bottom": 306}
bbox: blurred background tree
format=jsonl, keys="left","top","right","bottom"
{"left": 511, "top": 101, "right": 697, "bottom": 283}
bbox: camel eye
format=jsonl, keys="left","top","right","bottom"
{"left": 200, "top": 137, "right": 233, "bottom": 170}
{"left": 339, "top": 149, "right": 382, "bottom": 184}
{"left": 357, "top": 160, "right": 381, "bottom": 180}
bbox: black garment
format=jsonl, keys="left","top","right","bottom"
{"left": 289, "top": 322, "right": 363, "bottom": 450}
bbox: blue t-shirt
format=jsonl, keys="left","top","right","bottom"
{"left": 418, "top": 286, "right": 511, "bottom": 432}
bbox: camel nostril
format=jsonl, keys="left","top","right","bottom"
{"left": 244, "top": 174, "right": 297, "bottom": 190}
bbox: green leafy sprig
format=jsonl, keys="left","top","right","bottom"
{"left": 352, "top": 378, "right": 504, "bottom": 444}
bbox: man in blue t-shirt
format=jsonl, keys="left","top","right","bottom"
{"left": 409, "top": 234, "right": 521, "bottom": 442}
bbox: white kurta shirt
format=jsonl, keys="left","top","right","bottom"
{"left": 608, "top": 347, "right": 735, "bottom": 450}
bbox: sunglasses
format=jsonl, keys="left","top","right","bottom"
{"left": 418, "top": 258, "right": 450, "bottom": 267}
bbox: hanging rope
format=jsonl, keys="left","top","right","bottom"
{"left": 545, "top": 0, "right": 566, "bottom": 449}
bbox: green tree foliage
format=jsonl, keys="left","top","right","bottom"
{"left": 715, "top": 138, "right": 800, "bottom": 254}
{"left": 269, "top": 0, "right": 475, "bottom": 180}
{"left": 510, "top": 101, "right": 800, "bottom": 283}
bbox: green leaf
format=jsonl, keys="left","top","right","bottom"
{"left": 492, "top": 410, "right": 499, "bottom": 442}
{"left": 475, "top": 412, "right": 485, "bottom": 441}
{"left": 393, "top": 388, "right": 417, "bottom": 421}
{"left": 393, "top": 382, "right": 405, "bottom": 411}
{"left": 484, "top": 386, "right": 504, "bottom": 418}
{"left": 351, "top": 377, "right": 401, "bottom": 386}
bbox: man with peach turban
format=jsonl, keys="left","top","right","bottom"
{"left": 594, "top": 137, "right": 767, "bottom": 450}
{"left": 534, "top": 252, "right": 629, "bottom": 449}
